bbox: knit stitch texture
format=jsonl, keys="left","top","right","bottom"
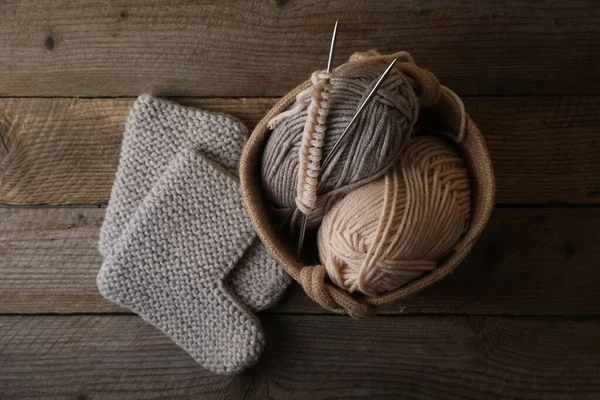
{"left": 99, "top": 95, "right": 290, "bottom": 311}
{"left": 98, "top": 149, "right": 264, "bottom": 374}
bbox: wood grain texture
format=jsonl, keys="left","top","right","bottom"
{"left": 1, "top": 2, "right": 597, "bottom": 397}
{"left": 0, "top": 97, "right": 273, "bottom": 205}
{"left": 2, "top": 314, "right": 600, "bottom": 399}
{"left": 0, "top": 96, "right": 599, "bottom": 205}
{"left": 0, "top": 0, "right": 599, "bottom": 97}
{"left": 2, "top": 206, "right": 600, "bottom": 315}
{"left": 0, "top": 207, "right": 118, "bottom": 313}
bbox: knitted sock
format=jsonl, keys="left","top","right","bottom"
{"left": 98, "top": 148, "right": 264, "bottom": 374}
{"left": 99, "top": 95, "right": 290, "bottom": 311}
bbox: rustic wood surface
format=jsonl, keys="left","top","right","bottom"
{"left": 2, "top": 0, "right": 600, "bottom": 398}
{"left": 1, "top": 96, "right": 599, "bottom": 205}
{"left": 2, "top": 206, "right": 600, "bottom": 315}
{"left": 0, "top": 98, "right": 273, "bottom": 205}
{"left": 2, "top": 315, "right": 600, "bottom": 399}
{"left": 1, "top": 0, "right": 599, "bottom": 97}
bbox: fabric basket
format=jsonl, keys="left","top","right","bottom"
{"left": 240, "top": 51, "right": 495, "bottom": 318}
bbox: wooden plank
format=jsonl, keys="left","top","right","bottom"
{"left": 2, "top": 314, "right": 600, "bottom": 399}
{"left": 0, "top": 97, "right": 273, "bottom": 205}
{"left": 0, "top": 0, "right": 599, "bottom": 97}
{"left": 0, "top": 207, "right": 119, "bottom": 313}
{"left": 0, "top": 315, "right": 246, "bottom": 399}
{"left": 0, "top": 96, "right": 599, "bottom": 205}
{"left": 2, "top": 206, "right": 600, "bottom": 315}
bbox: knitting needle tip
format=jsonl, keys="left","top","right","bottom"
{"left": 327, "top": 21, "right": 338, "bottom": 74}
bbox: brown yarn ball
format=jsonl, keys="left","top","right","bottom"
{"left": 261, "top": 60, "right": 419, "bottom": 229}
{"left": 318, "top": 135, "right": 471, "bottom": 295}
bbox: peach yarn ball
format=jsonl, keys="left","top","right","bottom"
{"left": 317, "top": 135, "right": 471, "bottom": 295}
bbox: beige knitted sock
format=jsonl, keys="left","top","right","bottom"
{"left": 98, "top": 148, "right": 264, "bottom": 374}
{"left": 99, "top": 94, "right": 290, "bottom": 311}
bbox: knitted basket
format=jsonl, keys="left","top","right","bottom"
{"left": 239, "top": 51, "right": 495, "bottom": 318}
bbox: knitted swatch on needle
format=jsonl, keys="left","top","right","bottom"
{"left": 261, "top": 61, "right": 418, "bottom": 230}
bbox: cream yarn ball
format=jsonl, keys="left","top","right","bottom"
{"left": 318, "top": 134, "right": 471, "bottom": 295}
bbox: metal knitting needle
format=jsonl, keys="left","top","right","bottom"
{"left": 327, "top": 21, "right": 338, "bottom": 73}
{"left": 321, "top": 57, "right": 398, "bottom": 171}
{"left": 296, "top": 57, "right": 398, "bottom": 257}
{"left": 296, "top": 21, "right": 338, "bottom": 258}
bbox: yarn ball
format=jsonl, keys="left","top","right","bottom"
{"left": 261, "top": 60, "right": 419, "bottom": 229}
{"left": 318, "top": 135, "right": 471, "bottom": 295}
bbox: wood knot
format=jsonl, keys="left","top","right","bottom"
{"left": 44, "top": 34, "right": 57, "bottom": 51}
{"left": 419, "top": 7, "right": 433, "bottom": 17}
{"left": 484, "top": 241, "right": 506, "bottom": 268}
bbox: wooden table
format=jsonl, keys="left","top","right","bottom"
{"left": 1, "top": 1, "right": 600, "bottom": 398}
